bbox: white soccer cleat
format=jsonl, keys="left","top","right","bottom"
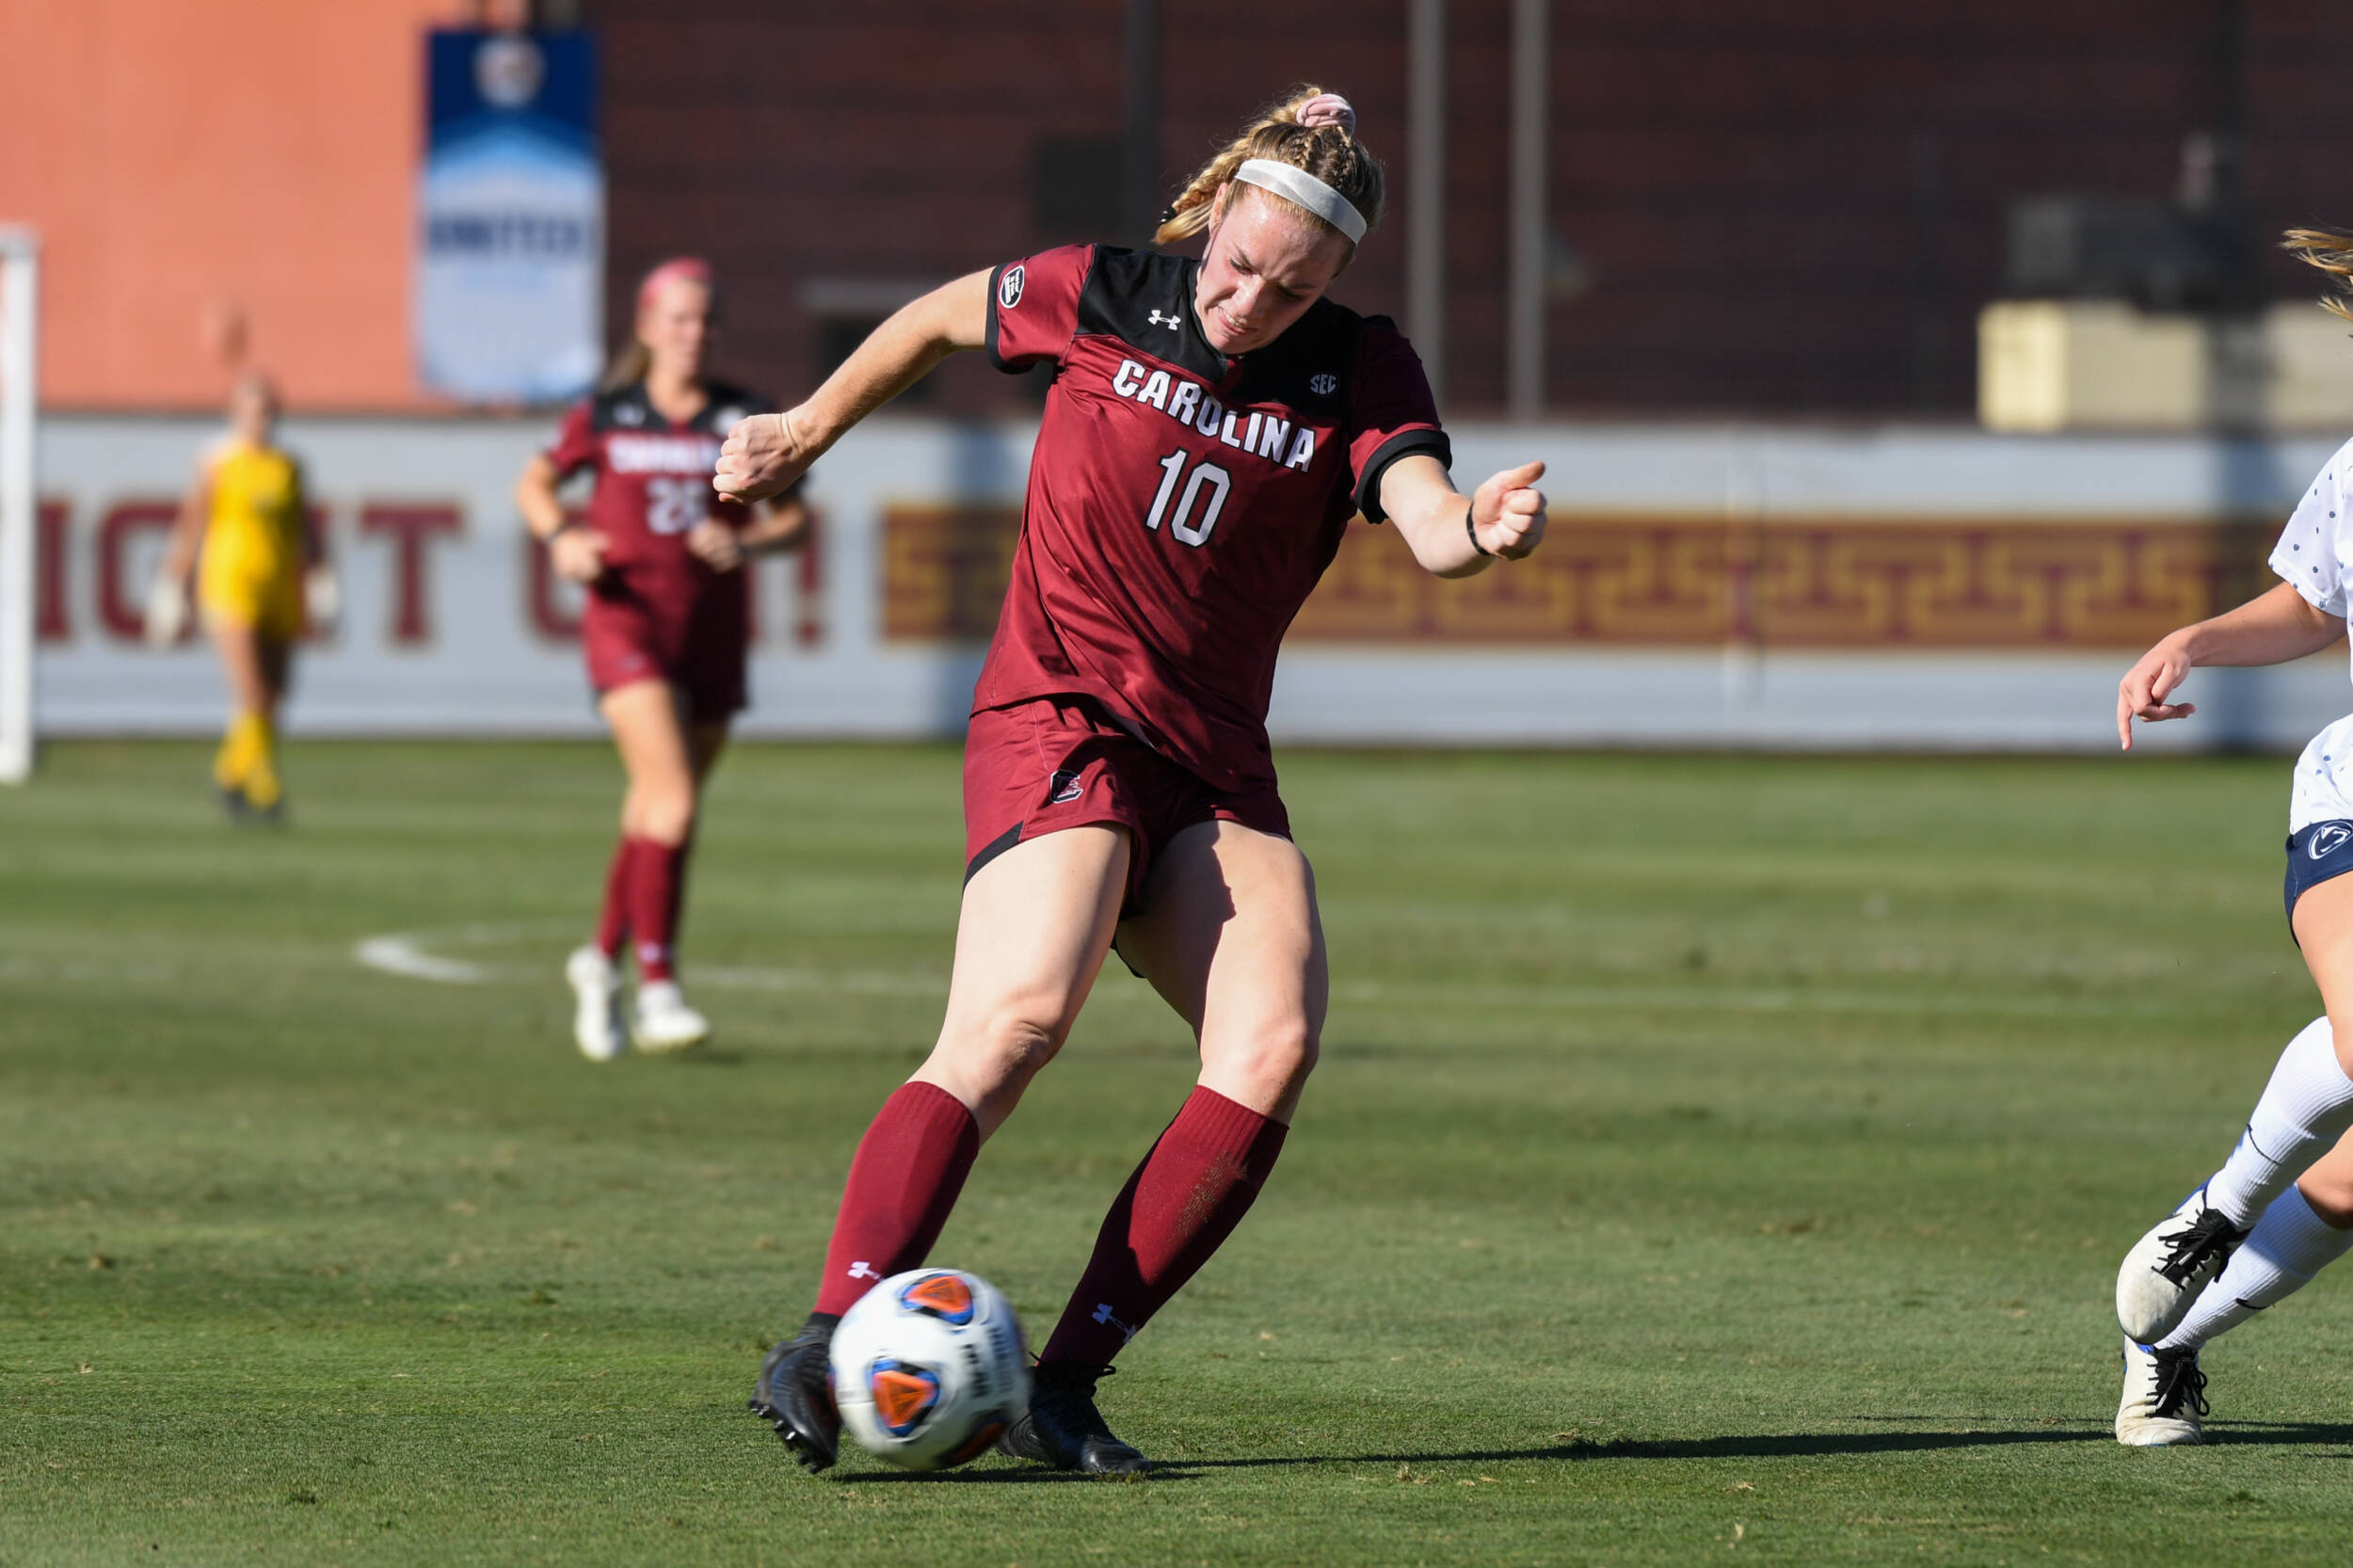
{"left": 566, "top": 945, "right": 627, "bottom": 1062}
{"left": 2117, "top": 1189, "right": 2247, "bottom": 1344}
{"left": 632, "top": 980, "right": 711, "bottom": 1054}
{"left": 2115, "top": 1336, "right": 2206, "bottom": 1447}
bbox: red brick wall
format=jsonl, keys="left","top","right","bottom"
{"left": 584, "top": 0, "right": 2353, "bottom": 419}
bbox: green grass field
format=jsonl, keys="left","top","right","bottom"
{"left": 8, "top": 739, "right": 2353, "bottom": 1565}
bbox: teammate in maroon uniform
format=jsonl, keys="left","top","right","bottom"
{"left": 728, "top": 89, "right": 1545, "bottom": 1473}
{"left": 518, "top": 258, "right": 809, "bottom": 1060}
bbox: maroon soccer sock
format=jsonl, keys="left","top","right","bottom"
{"left": 624, "top": 836, "right": 687, "bottom": 982}
{"left": 813, "top": 1081, "right": 984, "bottom": 1317}
{"left": 593, "top": 837, "right": 636, "bottom": 959}
{"left": 1040, "top": 1086, "right": 1289, "bottom": 1367}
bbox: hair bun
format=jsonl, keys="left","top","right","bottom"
{"left": 1295, "top": 93, "right": 1356, "bottom": 135}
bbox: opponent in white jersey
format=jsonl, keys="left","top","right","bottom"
{"left": 2107, "top": 230, "right": 2353, "bottom": 1445}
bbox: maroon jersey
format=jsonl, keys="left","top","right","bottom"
{"left": 543, "top": 378, "right": 776, "bottom": 584}
{"left": 977, "top": 245, "right": 1448, "bottom": 791}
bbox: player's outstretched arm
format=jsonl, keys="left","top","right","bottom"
{"left": 715, "top": 271, "right": 992, "bottom": 504}
{"left": 2117, "top": 581, "right": 2344, "bottom": 750}
{"left": 1379, "top": 455, "right": 1547, "bottom": 579}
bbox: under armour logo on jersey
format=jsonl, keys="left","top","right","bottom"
{"left": 1090, "top": 1303, "right": 1139, "bottom": 1342}
{"left": 2313, "top": 823, "right": 2353, "bottom": 860}
{"left": 712, "top": 406, "right": 744, "bottom": 429}
{"left": 614, "top": 403, "right": 646, "bottom": 425}
{"left": 1048, "top": 768, "right": 1085, "bottom": 805}
{"left": 1308, "top": 373, "right": 1338, "bottom": 395}
{"left": 847, "top": 1260, "right": 881, "bottom": 1282}
{"left": 1146, "top": 309, "right": 1182, "bottom": 330}
{"left": 999, "top": 265, "right": 1026, "bottom": 309}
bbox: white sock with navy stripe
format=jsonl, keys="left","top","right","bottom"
{"left": 2205, "top": 1018, "right": 2353, "bottom": 1230}
{"left": 2158, "top": 1184, "right": 2353, "bottom": 1350}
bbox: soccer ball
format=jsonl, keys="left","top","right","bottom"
{"left": 828, "top": 1268, "right": 1030, "bottom": 1470}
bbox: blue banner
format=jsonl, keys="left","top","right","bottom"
{"left": 415, "top": 30, "right": 602, "bottom": 403}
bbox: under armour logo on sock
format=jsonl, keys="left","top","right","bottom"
{"left": 1090, "top": 1302, "right": 1138, "bottom": 1341}
{"left": 848, "top": 1261, "right": 880, "bottom": 1282}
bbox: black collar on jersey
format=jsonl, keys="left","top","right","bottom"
{"left": 593, "top": 378, "right": 763, "bottom": 437}
{"left": 1079, "top": 248, "right": 1360, "bottom": 406}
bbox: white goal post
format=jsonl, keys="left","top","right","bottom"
{"left": 0, "top": 227, "right": 39, "bottom": 784}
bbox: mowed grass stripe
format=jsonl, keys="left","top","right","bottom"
{"left": 4, "top": 741, "right": 2349, "bottom": 1566}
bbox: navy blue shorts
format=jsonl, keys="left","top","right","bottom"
{"left": 2284, "top": 819, "right": 2353, "bottom": 927}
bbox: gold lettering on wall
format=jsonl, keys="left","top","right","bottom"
{"left": 880, "top": 508, "right": 2278, "bottom": 649}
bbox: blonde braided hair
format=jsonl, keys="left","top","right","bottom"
{"left": 1155, "top": 85, "right": 1385, "bottom": 250}
{"left": 2286, "top": 228, "right": 2353, "bottom": 324}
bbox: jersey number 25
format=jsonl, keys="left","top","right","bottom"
{"left": 647, "top": 476, "right": 703, "bottom": 536}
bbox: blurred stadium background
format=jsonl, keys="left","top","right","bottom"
{"left": 8, "top": 0, "right": 2353, "bottom": 759}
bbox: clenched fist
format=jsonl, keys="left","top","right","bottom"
{"left": 714, "top": 409, "right": 814, "bottom": 504}
{"left": 1471, "top": 459, "right": 1547, "bottom": 560}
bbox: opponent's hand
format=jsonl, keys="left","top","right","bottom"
{"left": 1472, "top": 459, "right": 1548, "bottom": 561}
{"left": 2117, "top": 632, "right": 2197, "bottom": 751}
{"left": 303, "top": 566, "right": 342, "bottom": 637}
{"left": 685, "top": 519, "right": 745, "bottom": 572}
{"left": 548, "top": 527, "right": 610, "bottom": 584}
{"left": 714, "top": 408, "right": 814, "bottom": 504}
{"left": 143, "top": 577, "right": 189, "bottom": 648}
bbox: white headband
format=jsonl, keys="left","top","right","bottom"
{"left": 1231, "top": 158, "right": 1367, "bottom": 245}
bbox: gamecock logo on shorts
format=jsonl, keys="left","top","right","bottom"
{"left": 999, "top": 265, "right": 1026, "bottom": 309}
{"left": 2312, "top": 822, "right": 2353, "bottom": 859}
{"left": 1047, "top": 768, "right": 1085, "bottom": 805}
{"left": 899, "top": 1272, "right": 977, "bottom": 1324}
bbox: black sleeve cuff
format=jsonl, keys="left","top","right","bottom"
{"left": 1353, "top": 429, "right": 1454, "bottom": 523}
{"left": 984, "top": 264, "right": 1014, "bottom": 374}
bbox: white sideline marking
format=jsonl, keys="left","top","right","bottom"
{"left": 351, "top": 923, "right": 941, "bottom": 995}
{"left": 352, "top": 923, "right": 2140, "bottom": 1020}
{"left": 352, "top": 933, "right": 493, "bottom": 984}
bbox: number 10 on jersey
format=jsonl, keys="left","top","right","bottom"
{"left": 1145, "top": 451, "right": 1232, "bottom": 548}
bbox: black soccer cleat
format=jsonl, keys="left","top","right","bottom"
{"left": 997, "top": 1361, "right": 1148, "bottom": 1476}
{"left": 748, "top": 1316, "right": 841, "bottom": 1473}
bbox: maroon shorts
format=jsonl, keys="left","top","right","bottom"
{"left": 963, "top": 696, "right": 1290, "bottom": 916}
{"left": 581, "top": 572, "right": 748, "bottom": 722}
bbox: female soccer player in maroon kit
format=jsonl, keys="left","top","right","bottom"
{"left": 727, "top": 90, "right": 1546, "bottom": 1473}
{"left": 518, "top": 259, "right": 808, "bottom": 1060}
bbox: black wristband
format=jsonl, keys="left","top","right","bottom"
{"left": 1464, "top": 498, "right": 1493, "bottom": 558}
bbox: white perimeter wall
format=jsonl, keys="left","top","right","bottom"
{"left": 29, "top": 413, "right": 2353, "bottom": 753}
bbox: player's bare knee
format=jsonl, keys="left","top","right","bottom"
{"left": 2302, "top": 1166, "right": 2353, "bottom": 1228}
{"left": 956, "top": 1008, "right": 1067, "bottom": 1096}
{"left": 1221, "top": 1016, "right": 1319, "bottom": 1099}
{"left": 626, "top": 784, "right": 697, "bottom": 845}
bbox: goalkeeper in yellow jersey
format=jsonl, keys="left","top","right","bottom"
{"left": 148, "top": 374, "right": 336, "bottom": 821}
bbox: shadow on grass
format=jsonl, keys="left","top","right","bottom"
{"left": 1187, "top": 1421, "right": 2353, "bottom": 1468}
{"left": 840, "top": 1467, "right": 1190, "bottom": 1485}
{"left": 835, "top": 1422, "right": 2353, "bottom": 1482}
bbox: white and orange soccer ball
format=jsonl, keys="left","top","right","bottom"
{"left": 827, "top": 1269, "right": 1030, "bottom": 1470}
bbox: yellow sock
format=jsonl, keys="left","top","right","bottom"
{"left": 213, "top": 712, "right": 264, "bottom": 791}
{"left": 243, "top": 715, "right": 282, "bottom": 810}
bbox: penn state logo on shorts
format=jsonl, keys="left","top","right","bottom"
{"left": 2313, "top": 823, "right": 2353, "bottom": 860}
{"left": 1047, "top": 767, "right": 1084, "bottom": 805}
{"left": 999, "top": 265, "right": 1026, "bottom": 309}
